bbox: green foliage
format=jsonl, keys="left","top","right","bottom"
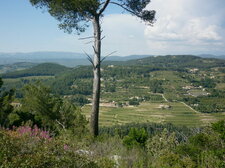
{"left": 153, "top": 151, "right": 195, "bottom": 168}
{"left": 68, "top": 94, "right": 90, "bottom": 106}
{"left": 199, "top": 78, "right": 216, "bottom": 88}
{"left": 57, "top": 99, "right": 88, "bottom": 134}
{"left": 149, "top": 79, "right": 164, "bottom": 93}
{"left": 176, "top": 123, "right": 225, "bottom": 168}
{"left": 21, "top": 82, "right": 62, "bottom": 128}
{"left": 189, "top": 133, "right": 210, "bottom": 148}
{"left": 125, "top": 55, "right": 225, "bottom": 69}
{"left": 147, "top": 129, "right": 178, "bottom": 157}
{"left": 145, "top": 122, "right": 225, "bottom": 168}
{"left": 128, "top": 98, "right": 140, "bottom": 106}
{"left": 12, "top": 82, "right": 88, "bottom": 135}
{"left": 1, "top": 120, "right": 225, "bottom": 167}
{"left": 49, "top": 66, "right": 93, "bottom": 96}
{"left": 104, "top": 82, "right": 116, "bottom": 92}
{"left": 100, "top": 122, "right": 193, "bottom": 141}
{"left": 212, "top": 120, "right": 225, "bottom": 141}
{"left": 0, "top": 78, "right": 14, "bottom": 127}
{"left": 96, "top": 157, "right": 115, "bottom": 168}
{"left": 0, "top": 77, "right": 2, "bottom": 87}
{"left": 8, "top": 113, "right": 20, "bottom": 125}
{"left": 123, "top": 128, "right": 148, "bottom": 148}
{"left": 185, "top": 96, "right": 225, "bottom": 113}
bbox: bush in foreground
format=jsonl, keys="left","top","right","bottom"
{"left": 0, "top": 126, "right": 98, "bottom": 168}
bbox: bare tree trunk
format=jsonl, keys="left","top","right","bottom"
{"left": 90, "top": 16, "right": 101, "bottom": 136}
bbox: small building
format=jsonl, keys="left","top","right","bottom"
{"left": 182, "top": 85, "right": 194, "bottom": 90}
{"left": 189, "top": 68, "right": 199, "bottom": 73}
{"left": 158, "top": 104, "right": 171, "bottom": 109}
{"left": 11, "top": 102, "right": 22, "bottom": 108}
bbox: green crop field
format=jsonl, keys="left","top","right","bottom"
{"left": 82, "top": 102, "right": 225, "bottom": 127}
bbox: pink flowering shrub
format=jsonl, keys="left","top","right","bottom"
{"left": 16, "top": 125, "right": 51, "bottom": 140}
{"left": 0, "top": 127, "right": 99, "bottom": 168}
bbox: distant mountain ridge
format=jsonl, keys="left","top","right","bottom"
{"left": 0, "top": 52, "right": 87, "bottom": 67}
{"left": 107, "top": 55, "right": 153, "bottom": 61}
{"left": 0, "top": 52, "right": 224, "bottom": 67}
{"left": 0, "top": 52, "right": 153, "bottom": 67}
{"left": 0, "top": 52, "right": 84, "bottom": 59}
{"left": 198, "top": 54, "right": 225, "bottom": 59}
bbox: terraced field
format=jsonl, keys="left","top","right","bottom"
{"left": 82, "top": 102, "right": 225, "bottom": 127}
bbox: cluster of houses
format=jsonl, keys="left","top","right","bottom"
{"left": 182, "top": 85, "right": 210, "bottom": 97}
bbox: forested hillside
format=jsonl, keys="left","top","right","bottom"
{"left": 1, "top": 63, "right": 71, "bottom": 78}
{"left": 0, "top": 62, "right": 37, "bottom": 74}
{"left": 105, "top": 55, "right": 225, "bottom": 69}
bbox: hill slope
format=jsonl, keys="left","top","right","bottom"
{"left": 0, "top": 62, "right": 37, "bottom": 74}
{"left": 105, "top": 55, "right": 225, "bottom": 69}
{"left": 1, "top": 63, "right": 71, "bottom": 78}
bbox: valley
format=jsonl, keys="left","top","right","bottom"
{"left": 1, "top": 55, "right": 225, "bottom": 127}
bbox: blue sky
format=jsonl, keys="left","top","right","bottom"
{"left": 0, "top": 0, "right": 225, "bottom": 56}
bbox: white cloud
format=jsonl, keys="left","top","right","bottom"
{"left": 101, "top": 14, "right": 148, "bottom": 56}
{"left": 144, "top": 0, "right": 225, "bottom": 54}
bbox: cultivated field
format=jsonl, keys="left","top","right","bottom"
{"left": 82, "top": 102, "right": 225, "bottom": 127}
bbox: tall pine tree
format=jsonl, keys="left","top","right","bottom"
{"left": 29, "top": 0, "right": 155, "bottom": 136}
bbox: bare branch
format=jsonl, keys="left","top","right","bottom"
{"left": 92, "top": 45, "right": 97, "bottom": 54}
{"left": 98, "top": 0, "right": 111, "bottom": 15}
{"left": 101, "top": 36, "right": 106, "bottom": 41}
{"left": 110, "top": 1, "right": 155, "bottom": 25}
{"left": 110, "top": 1, "right": 138, "bottom": 16}
{"left": 87, "top": 57, "right": 94, "bottom": 67}
{"left": 83, "top": 50, "right": 94, "bottom": 67}
{"left": 56, "top": 120, "right": 65, "bottom": 130}
{"left": 101, "top": 51, "right": 117, "bottom": 63}
{"left": 85, "top": 41, "right": 94, "bottom": 44}
{"left": 105, "top": 51, "right": 117, "bottom": 57}
{"left": 175, "top": 130, "right": 188, "bottom": 142}
{"left": 79, "top": 36, "right": 94, "bottom": 40}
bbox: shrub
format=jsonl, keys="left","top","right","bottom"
{"left": 147, "top": 129, "right": 178, "bottom": 157}
{"left": 128, "top": 98, "right": 140, "bottom": 106}
{"left": 0, "top": 127, "right": 98, "bottom": 168}
{"left": 212, "top": 120, "right": 225, "bottom": 141}
{"left": 123, "top": 128, "right": 148, "bottom": 148}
